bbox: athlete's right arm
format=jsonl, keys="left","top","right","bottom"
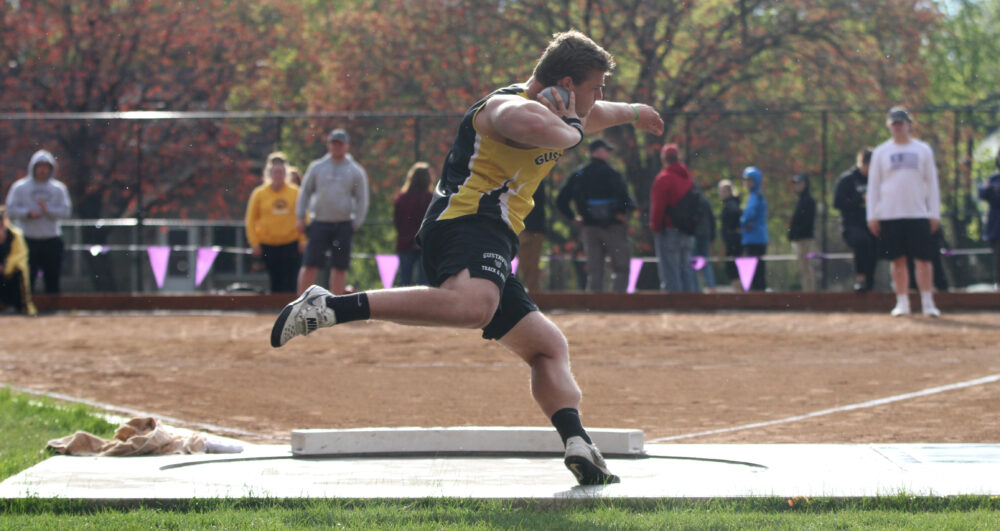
{"left": 480, "top": 95, "right": 582, "bottom": 150}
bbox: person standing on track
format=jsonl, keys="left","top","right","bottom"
{"left": 295, "top": 128, "right": 370, "bottom": 295}
{"left": 271, "top": 30, "right": 664, "bottom": 486}
{"left": 867, "top": 106, "right": 941, "bottom": 317}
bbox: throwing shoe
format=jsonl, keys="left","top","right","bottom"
{"left": 270, "top": 285, "right": 337, "bottom": 347}
{"left": 563, "top": 436, "right": 620, "bottom": 486}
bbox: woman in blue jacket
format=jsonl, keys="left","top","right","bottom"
{"left": 740, "top": 166, "right": 769, "bottom": 291}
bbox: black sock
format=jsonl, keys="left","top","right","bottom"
{"left": 325, "top": 293, "right": 370, "bottom": 323}
{"left": 550, "top": 408, "right": 592, "bottom": 445}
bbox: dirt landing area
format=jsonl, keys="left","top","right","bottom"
{"left": 2, "top": 311, "right": 998, "bottom": 444}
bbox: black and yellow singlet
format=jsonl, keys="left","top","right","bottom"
{"left": 423, "top": 84, "right": 564, "bottom": 236}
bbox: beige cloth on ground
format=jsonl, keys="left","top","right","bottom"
{"left": 47, "top": 417, "right": 207, "bottom": 456}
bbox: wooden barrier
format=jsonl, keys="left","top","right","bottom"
{"left": 30, "top": 291, "right": 1000, "bottom": 313}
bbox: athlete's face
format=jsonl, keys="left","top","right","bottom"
{"left": 571, "top": 70, "right": 607, "bottom": 118}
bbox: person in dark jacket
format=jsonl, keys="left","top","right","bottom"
{"left": 393, "top": 162, "right": 434, "bottom": 286}
{"left": 978, "top": 149, "right": 1000, "bottom": 289}
{"left": 517, "top": 180, "right": 548, "bottom": 293}
{"left": 834, "top": 148, "right": 878, "bottom": 292}
{"left": 788, "top": 173, "right": 817, "bottom": 291}
{"left": 556, "top": 139, "right": 635, "bottom": 292}
{"left": 718, "top": 179, "right": 742, "bottom": 290}
{"left": 692, "top": 188, "right": 716, "bottom": 292}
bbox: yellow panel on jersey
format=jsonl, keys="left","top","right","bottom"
{"left": 427, "top": 84, "right": 564, "bottom": 235}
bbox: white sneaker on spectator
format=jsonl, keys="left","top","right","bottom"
{"left": 890, "top": 300, "right": 910, "bottom": 317}
{"left": 922, "top": 305, "right": 941, "bottom": 318}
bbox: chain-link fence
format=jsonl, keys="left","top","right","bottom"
{"left": 2, "top": 107, "right": 997, "bottom": 293}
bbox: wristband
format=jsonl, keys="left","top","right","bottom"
{"left": 561, "top": 117, "right": 584, "bottom": 150}
{"left": 631, "top": 104, "right": 639, "bottom": 123}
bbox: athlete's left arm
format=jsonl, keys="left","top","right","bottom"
{"left": 584, "top": 102, "right": 664, "bottom": 136}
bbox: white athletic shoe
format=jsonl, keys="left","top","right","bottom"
{"left": 563, "top": 436, "right": 620, "bottom": 486}
{"left": 270, "top": 285, "right": 337, "bottom": 347}
{"left": 890, "top": 302, "right": 911, "bottom": 317}
{"left": 922, "top": 305, "right": 941, "bottom": 318}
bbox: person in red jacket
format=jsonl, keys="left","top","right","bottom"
{"left": 649, "top": 143, "right": 696, "bottom": 291}
{"left": 393, "top": 162, "right": 434, "bottom": 286}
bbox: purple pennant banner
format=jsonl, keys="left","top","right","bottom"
{"left": 195, "top": 247, "right": 220, "bottom": 287}
{"left": 734, "top": 256, "right": 759, "bottom": 292}
{"left": 147, "top": 246, "right": 170, "bottom": 289}
{"left": 511, "top": 257, "right": 519, "bottom": 276}
{"left": 627, "top": 258, "right": 643, "bottom": 293}
{"left": 375, "top": 254, "right": 400, "bottom": 289}
{"left": 690, "top": 255, "right": 707, "bottom": 271}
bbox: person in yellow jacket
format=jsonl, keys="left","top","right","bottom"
{"left": 245, "top": 152, "right": 306, "bottom": 293}
{"left": 0, "top": 206, "right": 37, "bottom": 315}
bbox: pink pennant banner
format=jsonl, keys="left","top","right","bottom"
{"left": 734, "top": 256, "right": 759, "bottom": 292}
{"left": 627, "top": 258, "right": 644, "bottom": 294}
{"left": 690, "top": 255, "right": 707, "bottom": 271}
{"left": 375, "top": 254, "right": 400, "bottom": 289}
{"left": 195, "top": 247, "right": 220, "bottom": 287}
{"left": 147, "top": 246, "right": 170, "bottom": 289}
{"left": 511, "top": 257, "right": 519, "bottom": 276}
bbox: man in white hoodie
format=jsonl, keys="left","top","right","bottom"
{"left": 866, "top": 107, "right": 941, "bottom": 317}
{"left": 4, "top": 150, "right": 72, "bottom": 294}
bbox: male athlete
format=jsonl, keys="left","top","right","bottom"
{"left": 272, "top": 30, "right": 664, "bottom": 485}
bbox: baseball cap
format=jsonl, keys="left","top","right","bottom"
{"left": 266, "top": 151, "right": 287, "bottom": 164}
{"left": 327, "top": 128, "right": 350, "bottom": 143}
{"left": 887, "top": 106, "right": 912, "bottom": 123}
{"left": 589, "top": 138, "right": 614, "bottom": 153}
{"left": 660, "top": 143, "right": 680, "bottom": 158}
{"left": 791, "top": 173, "right": 808, "bottom": 183}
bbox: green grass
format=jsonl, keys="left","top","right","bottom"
{"left": 1, "top": 387, "right": 999, "bottom": 529}
{"left": 0, "top": 387, "right": 116, "bottom": 481}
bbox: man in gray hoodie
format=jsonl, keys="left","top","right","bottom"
{"left": 4, "top": 150, "right": 72, "bottom": 294}
{"left": 295, "top": 128, "right": 369, "bottom": 294}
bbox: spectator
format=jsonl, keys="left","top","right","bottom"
{"left": 296, "top": 128, "right": 369, "bottom": 294}
{"left": 834, "top": 148, "right": 878, "bottom": 292}
{"left": 692, "top": 183, "right": 716, "bottom": 292}
{"left": 867, "top": 106, "right": 941, "bottom": 317}
{"left": 649, "top": 143, "right": 697, "bottom": 292}
{"left": 394, "top": 161, "right": 434, "bottom": 286}
{"left": 287, "top": 166, "right": 302, "bottom": 187}
{"left": 979, "top": 149, "right": 1000, "bottom": 289}
{"left": 4, "top": 150, "right": 72, "bottom": 294}
{"left": 245, "top": 152, "right": 305, "bottom": 293}
{"left": 517, "top": 180, "right": 548, "bottom": 293}
{"left": 271, "top": 30, "right": 665, "bottom": 486}
{"left": 718, "top": 179, "right": 743, "bottom": 290}
{"left": 740, "top": 166, "right": 769, "bottom": 291}
{"left": 0, "top": 206, "right": 36, "bottom": 315}
{"left": 788, "top": 173, "right": 817, "bottom": 292}
{"left": 556, "top": 138, "right": 635, "bottom": 292}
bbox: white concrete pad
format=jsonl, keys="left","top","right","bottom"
{"left": 291, "top": 427, "right": 644, "bottom": 457}
{"left": 4, "top": 442, "right": 1000, "bottom": 500}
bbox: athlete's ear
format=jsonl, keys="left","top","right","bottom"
{"left": 557, "top": 76, "right": 574, "bottom": 90}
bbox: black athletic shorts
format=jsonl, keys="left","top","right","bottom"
{"left": 302, "top": 221, "right": 354, "bottom": 269}
{"left": 418, "top": 216, "right": 538, "bottom": 340}
{"left": 879, "top": 218, "right": 937, "bottom": 261}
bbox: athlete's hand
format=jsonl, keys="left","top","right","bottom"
{"left": 929, "top": 218, "right": 940, "bottom": 234}
{"left": 537, "top": 88, "right": 578, "bottom": 121}
{"left": 633, "top": 103, "right": 664, "bottom": 136}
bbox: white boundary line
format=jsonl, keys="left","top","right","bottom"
{"left": 648, "top": 373, "right": 1000, "bottom": 443}
{"left": 3, "top": 384, "right": 284, "bottom": 441}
